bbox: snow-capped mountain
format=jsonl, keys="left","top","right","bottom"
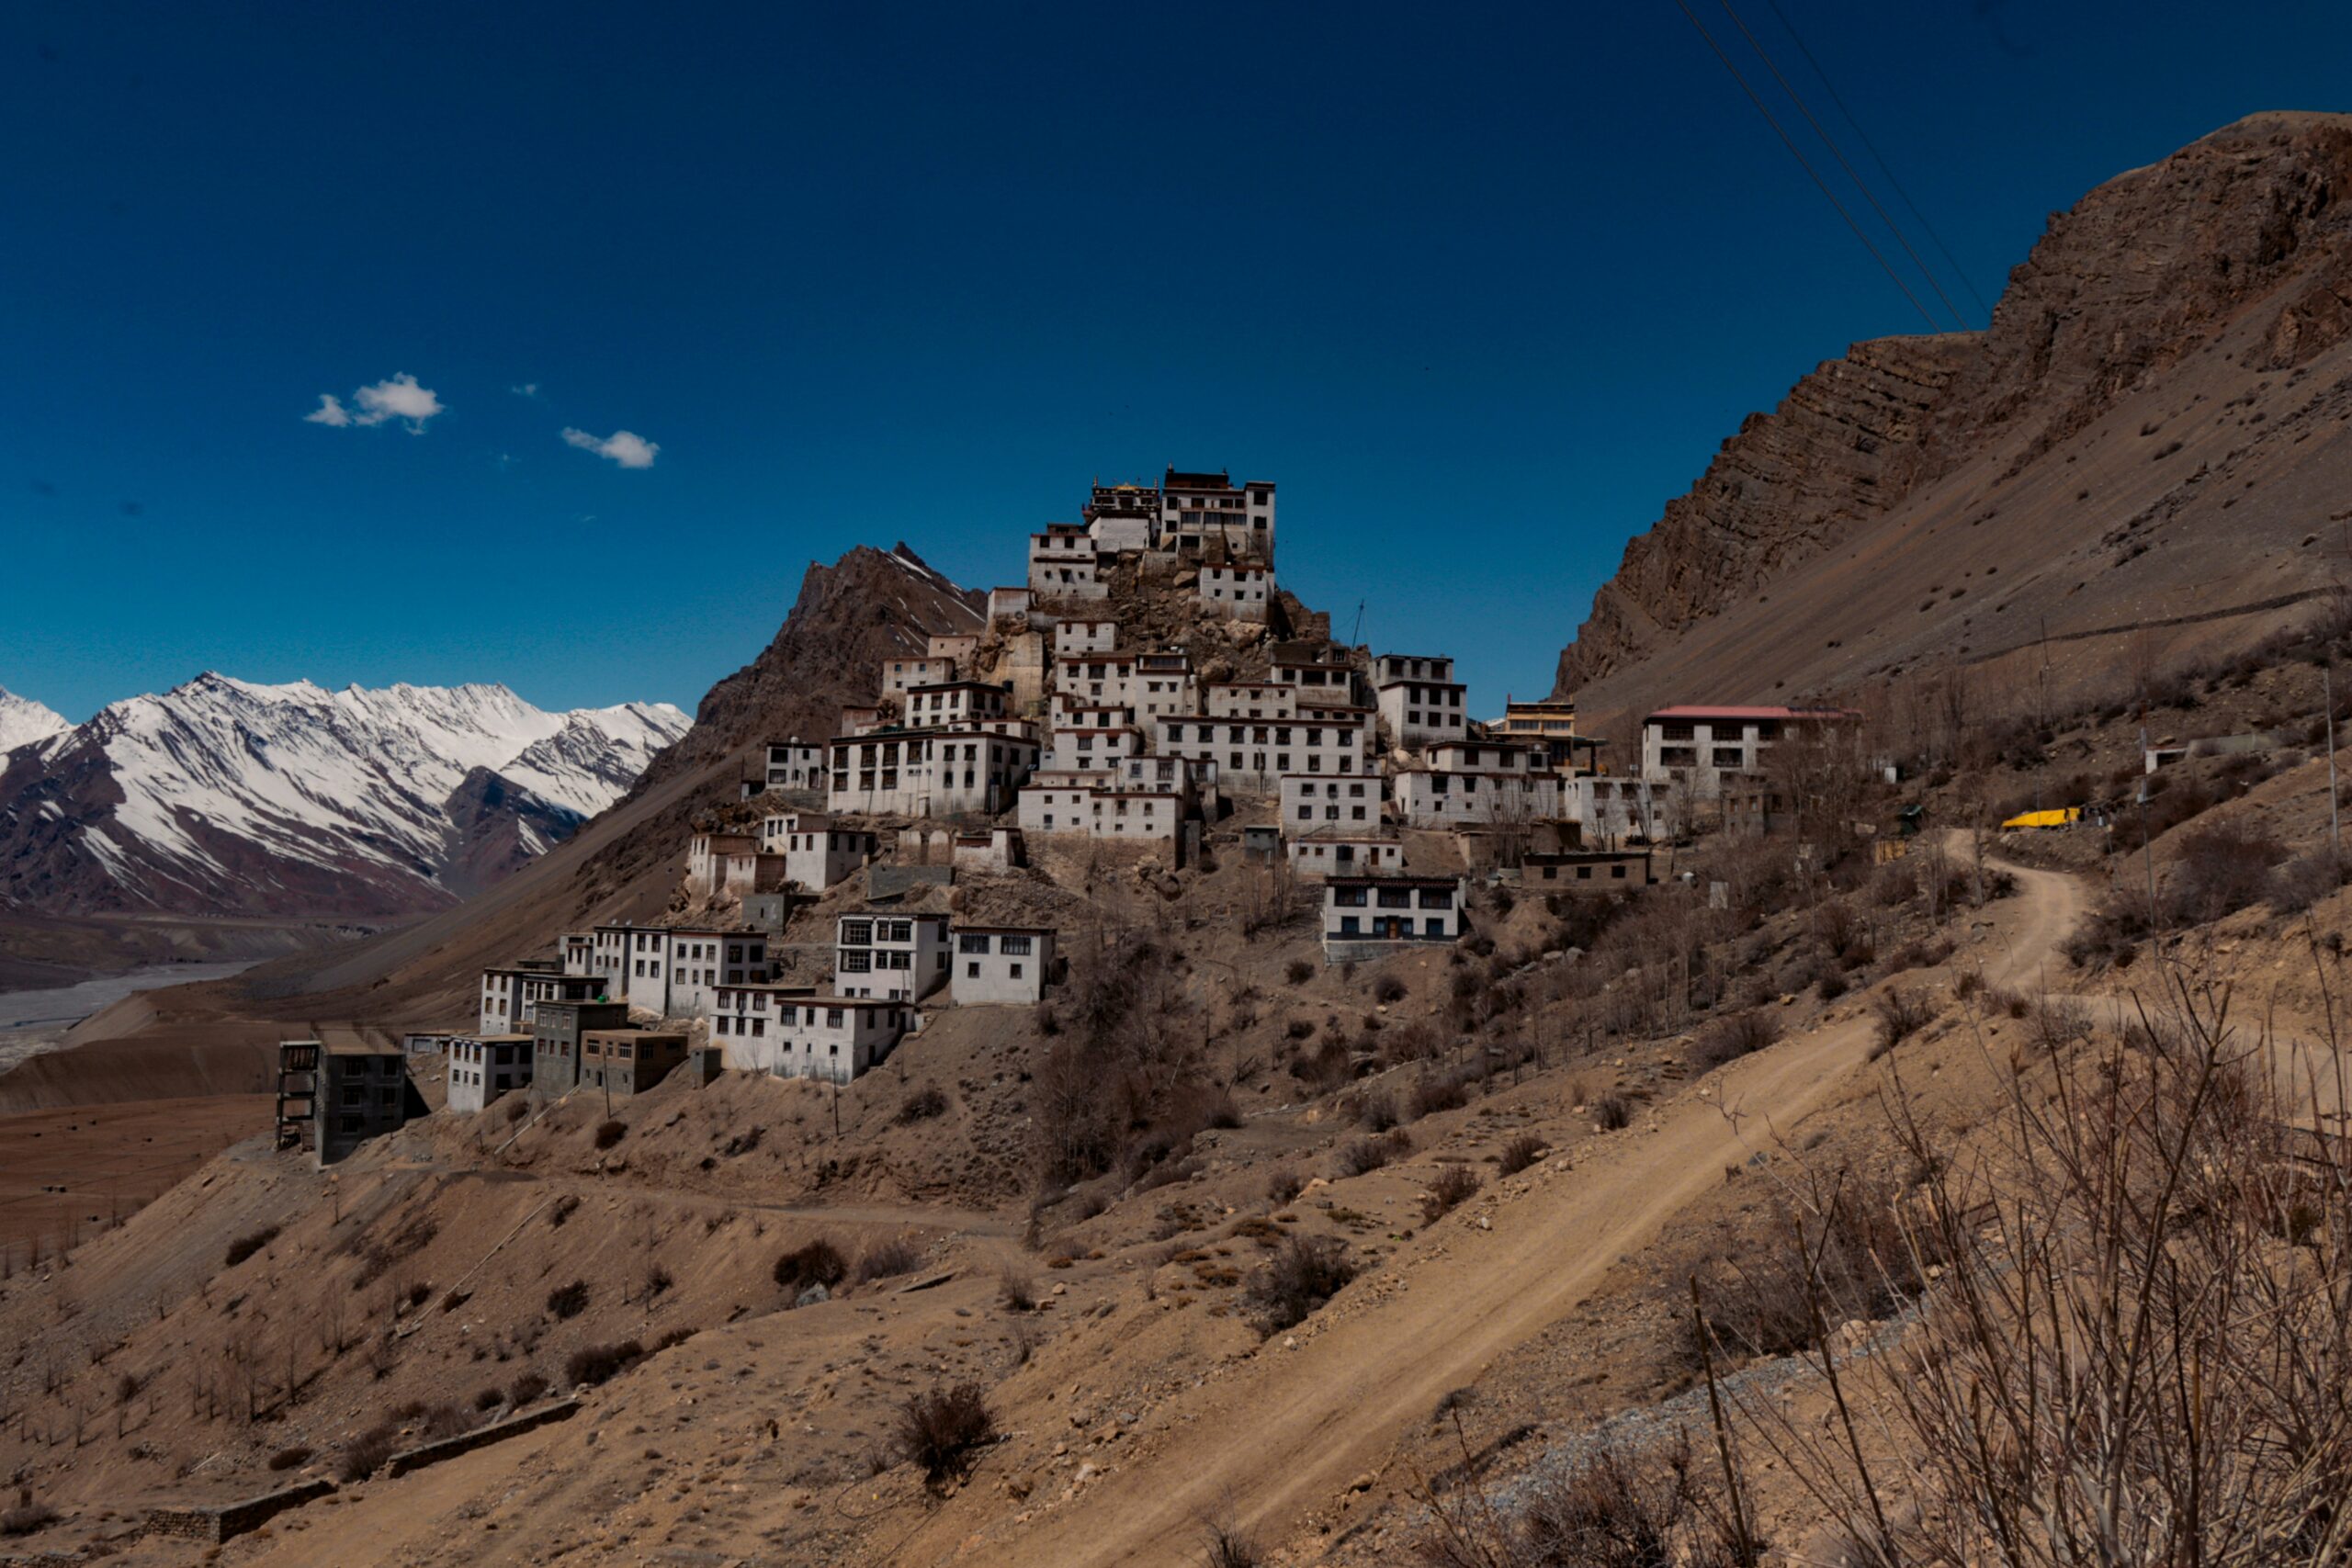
{"left": 0, "top": 675, "right": 690, "bottom": 917}
{"left": 0, "top": 688, "right": 69, "bottom": 756}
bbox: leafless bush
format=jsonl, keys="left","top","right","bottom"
{"left": 1593, "top": 1092, "right": 1632, "bottom": 1131}
{"left": 1285, "top": 959, "right": 1315, "bottom": 985}
{"left": 266, "top": 1445, "right": 311, "bottom": 1472}
{"left": 1498, "top": 1134, "right": 1548, "bottom": 1175}
{"left": 1420, "top": 1164, "right": 1480, "bottom": 1224}
{"left": 223, "top": 1225, "right": 280, "bottom": 1269}
{"left": 338, "top": 1421, "right": 400, "bottom": 1481}
{"left": 1374, "top": 972, "right": 1408, "bottom": 1004}
{"left": 1412, "top": 1426, "right": 1753, "bottom": 1568}
{"left": 895, "top": 1086, "right": 948, "bottom": 1123}
{"left": 1688, "top": 1009, "right": 1781, "bottom": 1075}
{"left": 1335, "top": 1129, "right": 1412, "bottom": 1177}
{"left": 1197, "top": 1513, "right": 1264, "bottom": 1568}
{"left": 774, "top": 1240, "right": 846, "bottom": 1295}
{"left": 1266, "top": 1168, "right": 1303, "bottom": 1204}
{"left": 545, "top": 1280, "right": 589, "bottom": 1319}
{"left": 1735, "top": 968, "right": 2352, "bottom": 1568}
{"left": 1353, "top": 1088, "right": 1400, "bottom": 1131}
{"left": 895, "top": 1382, "right": 997, "bottom": 1490}
{"left": 1409, "top": 1075, "right": 1470, "bottom": 1118}
{"left": 2165, "top": 821, "right": 2286, "bottom": 924}
{"left": 998, "top": 1259, "right": 1037, "bottom": 1313}
{"left": 563, "top": 1339, "right": 643, "bottom": 1387}
{"left": 593, "top": 1119, "right": 627, "bottom": 1150}
{"left": 854, "top": 1237, "right": 922, "bottom": 1286}
{"left": 509, "top": 1371, "right": 549, "bottom": 1405}
{"left": 1869, "top": 987, "right": 1931, "bottom": 1055}
{"left": 1247, "top": 1235, "right": 1360, "bottom": 1334}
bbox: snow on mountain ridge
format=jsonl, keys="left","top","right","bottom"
{"left": 0, "top": 675, "right": 692, "bottom": 915}
{"left": 0, "top": 688, "right": 70, "bottom": 754}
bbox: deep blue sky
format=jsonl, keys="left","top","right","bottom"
{"left": 6, "top": 3, "right": 2348, "bottom": 725}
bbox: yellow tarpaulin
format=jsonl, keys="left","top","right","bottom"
{"left": 2002, "top": 807, "right": 2081, "bottom": 830}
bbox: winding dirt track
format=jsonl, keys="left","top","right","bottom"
{"left": 946, "top": 855, "right": 2085, "bottom": 1567}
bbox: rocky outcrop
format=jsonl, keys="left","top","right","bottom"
{"left": 637, "top": 544, "right": 985, "bottom": 792}
{"left": 1555, "top": 111, "right": 2352, "bottom": 702}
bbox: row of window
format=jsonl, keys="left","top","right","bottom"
{"left": 1329, "top": 886, "right": 1453, "bottom": 909}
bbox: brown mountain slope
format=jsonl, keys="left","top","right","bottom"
{"left": 1555, "top": 111, "right": 2352, "bottom": 732}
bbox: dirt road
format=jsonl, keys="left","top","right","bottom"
{"left": 958, "top": 856, "right": 2086, "bottom": 1566}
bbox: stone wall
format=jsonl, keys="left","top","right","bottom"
{"left": 143, "top": 1478, "right": 336, "bottom": 1543}
{"left": 384, "top": 1398, "right": 581, "bottom": 1479}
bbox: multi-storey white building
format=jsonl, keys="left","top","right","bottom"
{"left": 836, "top": 911, "right": 950, "bottom": 1001}
{"left": 705, "top": 980, "right": 820, "bottom": 1053}
{"left": 735, "top": 996, "right": 914, "bottom": 1085}
{"left": 1046, "top": 723, "right": 1145, "bottom": 774}
{"left": 1054, "top": 617, "right": 1118, "bottom": 655}
{"left": 657, "top": 927, "right": 771, "bottom": 1020}
{"left": 687, "top": 831, "right": 759, "bottom": 897}
{"left": 1016, "top": 770, "right": 1101, "bottom": 835}
{"left": 902, "top": 680, "right": 1011, "bottom": 727}
{"left": 759, "top": 810, "right": 878, "bottom": 891}
{"left": 1272, "top": 648, "right": 1362, "bottom": 708}
{"left": 1084, "top": 481, "right": 1158, "bottom": 553}
{"left": 1281, "top": 773, "right": 1383, "bottom": 830}
{"left": 827, "top": 724, "right": 1041, "bottom": 818}
{"left": 986, "top": 586, "right": 1034, "bottom": 623}
{"left": 1134, "top": 651, "right": 1196, "bottom": 720}
{"left": 1204, "top": 681, "right": 1298, "bottom": 720}
{"left": 1152, "top": 712, "right": 1373, "bottom": 795}
{"left": 927, "top": 632, "right": 980, "bottom": 666}
{"left": 1053, "top": 652, "right": 1138, "bottom": 712}
{"left": 1159, "top": 468, "right": 1275, "bottom": 562}
{"left": 447, "top": 1034, "right": 534, "bottom": 1113}
{"left": 953, "top": 925, "right": 1056, "bottom": 1004}
{"left": 1639, "top": 705, "right": 1859, "bottom": 800}
{"left": 478, "top": 964, "right": 605, "bottom": 1034}
{"left": 1393, "top": 740, "right": 1562, "bottom": 827}
{"left": 759, "top": 739, "right": 826, "bottom": 794}
{"left": 1198, "top": 564, "right": 1272, "bottom": 621}
{"left": 881, "top": 654, "right": 958, "bottom": 699}
{"left": 1088, "top": 786, "right": 1183, "bottom": 841}
{"left": 1028, "top": 526, "right": 1107, "bottom": 600}
{"left": 1321, "top": 874, "right": 1466, "bottom": 955}
{"left": 1563, "top": 775, "right": 1679, "bottom": 844}
{"left": 1286, "top": 829, "right": 1404, "bottom": 880}
{"left": 1373, "top": 654, "right": 1468, "bottom": 749}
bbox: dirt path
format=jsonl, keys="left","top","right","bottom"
{"left": 950, "top": 855, "right": 2086, "bottom": 1567}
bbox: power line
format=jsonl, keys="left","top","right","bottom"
{"left": 1667, "top": 0, "right": 1943, "bottom": 333}
{"left": 1716, "top": 0, "right": 1968, "bottom": 332}
{"left": 1759, "top": 0, "right": 1992, "bottom": 322}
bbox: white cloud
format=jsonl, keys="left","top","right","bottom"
{"left": 304, "top": 373, "right": 445, "bottom": 433}
{"left": 561, "top": 427, "right": 659, "bottom": 469}
{"left": 511, "top": 382, "right": 539, "bottom": 398}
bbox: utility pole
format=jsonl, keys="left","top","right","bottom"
{"left": 2327, "top": 661, "right": 2342, "bottom": 870}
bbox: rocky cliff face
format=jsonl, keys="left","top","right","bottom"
{"left": 1555, "top": 112, "right": 2352, "bottom": 708}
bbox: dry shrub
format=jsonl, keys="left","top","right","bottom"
{"left": 1247, "top": 1235, "right": 1359, "bottom": 1334}
{"left": 472, "top": 1386, "right": 503, "bottom": 1412}
{"left": 593, "top": 1119, "right": 627, "bottom": 1150}
{"left": 1420, "top": 1164, "right": 1480, "bottom": 1224}
{"left": 545, "top": 1280, "right": 589, "bottom": 1319}
{"left": 1409, "top": 1075, "right": 1471, "bottom": 1119}
{"left": 1498, "top": 1134, "right": 1548, "bottom": 1175}
{"left": 998, "top": 1259, "right": 1037, "bottom": 1313}
{"left": 1688, "top": 1009, "right": 1781, "bottom": 1075}
{"left": 895, "top": 1086, "right": 948, "bottom": 1123}
{"left": 266, "top": 1445, "right": 311, "bottom": 1472}
{"left": 1742, "top": 968, "right": 2352, "bottom": 1568}
{"left": 1285, "top": 958, "right": 1315, "bottom": 985}
{"left": 0, "top": 1501, "right": 55, "bottom": 1538}
{"left": 1689, "top": 1171, "right": 1945, "bottom": 1367}
{"left": 1353, "top": 1089, "right": 1400, "bottom": 1132}
{"left": 774, "top": 1240, "right": 846, "bottom": 1295}
{"left": 338, "top": 1421, "right": 400, "bottom": 1481}
{"left": 1266, "top": 1168, "right": 1303, "bottom": 1204}
{"left": 854, "top": 1237, "right": 922, "bottom": 1286}
{"left": 1374, "top": 973, "right": 1408, "bottom": 1004}
{"left": 1593, "top": 1091, "right": 1632, "bottom": 1131}
{"left": 509, "top": 1371, "right": 549, "bottom": 1405}
{"left": 223, "top": 1225, "right": 281, "bottom": 1269}
{"left": 1870, "top": 987, "right": 1931, "bottom": 1055}
{"left": 1198, "top": 1514, "right": 1264, "bottom": 1568}
{"left": 1413, "top": 1427, "right": 1748, "bottom": 1568}
{"left": 563, "top": 1339, "right": 643, "bottom": 1387}
{"left": 895, "top": 1382, "right": 996, "bottom": 1490}
{"left": 1335, "top": 1128, "right": 1412, "bottom": 1177}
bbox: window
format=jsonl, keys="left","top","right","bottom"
{"left": 1009, "top": 963, "right": 1023, "bottom": 979}
{"left": 1340, "top": 916, "right": 1360, "bottom": 935}
{"left": 967, "top": 962, "right": 980, "bottom": 978}
{"left": 1420, "top": 888, "right": 1454, "bottom": 910}
{"left": 1001, "top": 935, "right": 1032, "bottom": 955}
{"left": 958, "top": 933, "right": 989, "bottom": 954}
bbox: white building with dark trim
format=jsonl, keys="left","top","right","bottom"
{"left": 835, "top": 911, "right": 950, "bottom": 1001}
{"left": 953, "top": 925, "right": 1055, "bottom": 1004}
{"left": 1321, "top": 873, "right": 1467, "bottom": 958}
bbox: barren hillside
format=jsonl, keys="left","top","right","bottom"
{"left": 1555, "top": 112, "right": 2352, "bottom": 735}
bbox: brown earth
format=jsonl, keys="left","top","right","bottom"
{"left": 1555, "top": 112, "right": 2352, "bottom": 739}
